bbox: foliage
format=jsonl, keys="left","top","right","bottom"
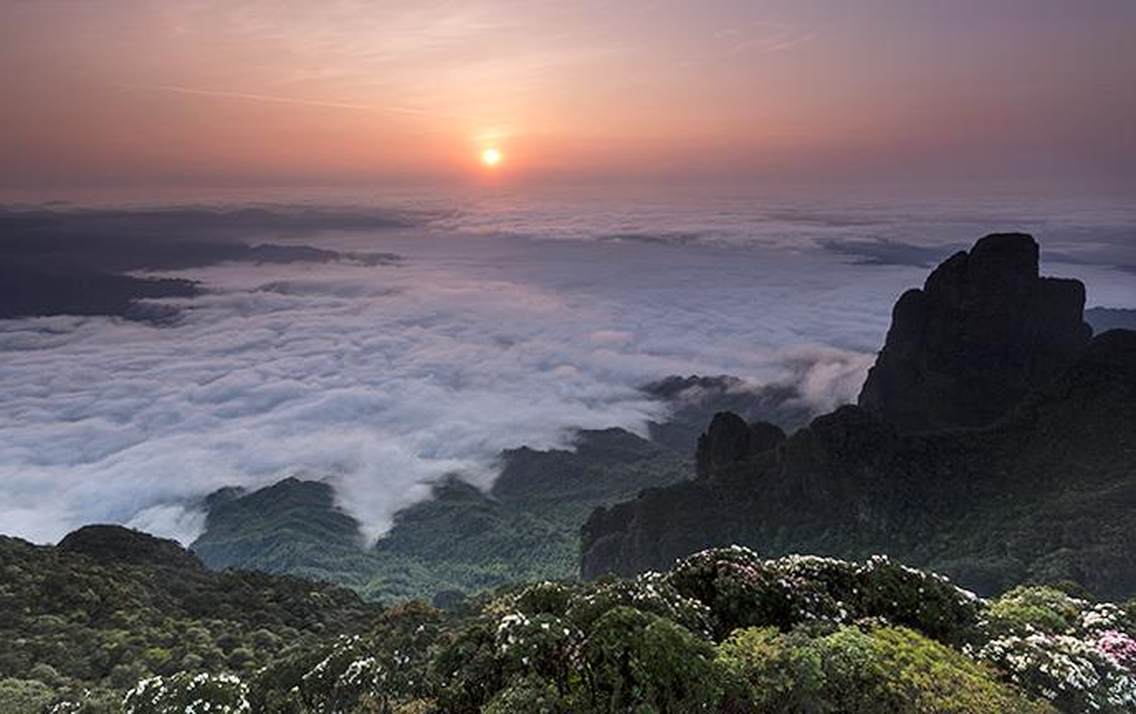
{"left": 190, "top": 429, "right": 691, "bottom": 602}
{"left": 7, "top": 538, "right": 1133, "bottom": 713}
{"left": 668, "top": 546, "right": 840, "bottom": 638}
{"left": 853, "top": 554, "right": 983, "bottom": 646}
{"left": 0, "top": 530, "right": 377, "bottom": 712}
{"left": 665, "top": 549, "right": 982, "bottom": 645}
{"left": 716, "top": 625, "right": 1053, "bottom": 714}
{"left": 973, "top": 585, "right": 1136, "bottom": 712}
{"left": 983, "top": 586, "right": 1086, "bottom": 637}
{"left": 565, "top": 572, "right": 714, "bottom": 637}
{"left": 0, "top": 678, "right": 55, "bottom": 714}
{"left": 579, "top": 606, "right": 721, "bottom": 712}
{"left": 122, "top": 673, "right": 250, "bottom": 714}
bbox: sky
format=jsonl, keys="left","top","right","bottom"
{"left": 2, "top": 0, "right": 1135, "bottom": 191}
{"left": 0, "top": 2, "right": 1134, "bottom": 544}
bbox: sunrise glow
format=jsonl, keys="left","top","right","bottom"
{"left": 481, "top": 148, "right": 503, "bottom": 168}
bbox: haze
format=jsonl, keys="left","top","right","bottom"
{"left": 3, "top": 0, "right": 1134, "bottom": 192}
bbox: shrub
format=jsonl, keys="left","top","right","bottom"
{"left": 431, "top": 622, "right": 506, "bottom": 713}
{"left": 717, "top": 625, "right": 1052, "bottom": 714}
{"left": 715, "top": 627, "right": 829, "bottom": 712}
{"left": 854, "top": 554, "right": 982, "bottom": 645}
{"left": 121, "top": 672, "right": 250, "bottom": 714}
{"left": 566, "top": 572, "right": 713, "bottom": 638}
{"left": 668, "top": 547, "right": 839, "bottom": 638}
{"left": 513, "top": 581, "right": 579, "bottom": 618}
{"left": 580, "top": 606, "right": 721, "bottom": 712}
{"left": 1096, "top": 630, "right": 1136, "bottom": 674}
{"left": 494, "top": 612, "right": 581, "bottom": 688}
{"left": 483, "top": 675, "right": 570, "bottom": 714}
{"left": 984, "top": 586, "right": 1086, "bottom": 638}
{"left": 977, "top": 632, "right": 1136, "bottom": 712}
{"left": 295, "top": 635, "right": 384, "bottom": 713}
{"left": 0, "top": 678, "right": 56, "bottom": 714}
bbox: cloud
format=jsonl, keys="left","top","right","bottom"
{"left": 817, "top": 237, "right": 964, "bottom": 268}
{"left": 0, "top": 198, "right": 1131, "bottom": 546}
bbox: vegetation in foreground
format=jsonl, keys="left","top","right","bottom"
{"left": 4, "top": 531, "right": 1135, "bottom": 713}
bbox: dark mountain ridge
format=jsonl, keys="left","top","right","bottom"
{"left": 858, "top": 232, "right": 1091, "bottom": 432}
{"left": 582, "top": 234, "right": 1136, "bottom": 599}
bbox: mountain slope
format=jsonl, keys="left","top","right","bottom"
{"left": 191, "top": 428, "right": 691, "bottom": 601}
{"left": 0, "top": 526, "right": 378, "bottom": 709}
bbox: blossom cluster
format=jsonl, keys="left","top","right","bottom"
{"left": 973, "top": 585, "right": 1136, "bottom": 710}
{"left": 977, "top": 631, "right": 1136, "bottom": 711}
{"left": 121, "top": 672, "right": 250, "bottom": 714}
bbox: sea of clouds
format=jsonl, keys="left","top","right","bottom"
{"left": 1, "top": 187, "right": 1133, "bottom": 544}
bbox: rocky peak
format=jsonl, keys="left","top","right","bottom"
{"left": 858, "top": 233, "right": 1091, "bottom": 432}
{"left": 695, "top": 411, "right": 786, "bottom": 479}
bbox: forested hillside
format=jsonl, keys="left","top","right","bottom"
{"left": 5, "top": 530, "right": 1136, "bottom": 712}
{"left": 191, "top": 428, "right": 693, "bottom": 601}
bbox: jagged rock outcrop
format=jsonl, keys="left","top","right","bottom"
{"left": 58, "top": 524, "right": 203, "bottom": 570}
{"left": 644, "top": 375, "right": 812, "bottom": 454}
{"left": 582, "top": 329, "right": 1136, "bottom": 596}
{"left": 694, "top": 412, "right": 786, "bottom": 479}
{"left": 580, "top": 233, "right": 1136, "bottom": 598}
{"left": 858, "top": 233, "right": 1091, "bottom": 432}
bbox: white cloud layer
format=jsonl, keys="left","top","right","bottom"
{"left": 1, "top": 191, "right": 1133, "bottom": 545}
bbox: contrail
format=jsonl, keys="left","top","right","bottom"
{"left": 121, "top": 83, "right": 435, "bottom": 117}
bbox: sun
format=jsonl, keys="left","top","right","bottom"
{"left": 480, "top": 147, "right": 502, "bottom": 167}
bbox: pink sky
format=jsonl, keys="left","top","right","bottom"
{"left": 2, "top": 1, "right": 1134, "bottom": 191}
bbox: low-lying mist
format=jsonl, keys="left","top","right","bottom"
{"left": 1, "top": 193, "right": 1132, "bottom": 545}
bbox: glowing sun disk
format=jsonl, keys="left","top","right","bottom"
{"left": 481, "top": 147, "right": 502, "bottom": 167}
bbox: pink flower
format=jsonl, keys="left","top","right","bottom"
{"left": 1096, "top": 630, "right": 1136, "bottom": 673}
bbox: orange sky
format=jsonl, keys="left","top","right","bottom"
{"left": 2, "top": 1, "right": 1134, "bottom": 191}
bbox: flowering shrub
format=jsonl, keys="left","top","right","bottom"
{"left": 494, "top": 611, "right": 581, "bottom": 686}
{"left": 768, "top": 554, "right": 861, "bottom": 607}
{"left": 668, "top": 546, "right": 841, "bottom": 637}
{"left": 1097, "top": 630, "right": 1136, "bottom": 674}
{"left": 1080, "top": 602, "right": 1134, "bottom": 637}
{"left": 295, "top": 635, "right": 384, "bottom": 712}
{"left": 974, "top": 586, "right": 1136, "bottom": 711}
{"left": 431, "top": 622, "right": 507, "bottom": 713}
{"left": 247, "top": 601, "right": 442, "bottom": 713}
{"left": 51, "top": 545, "right": 1136, "bottom": 714}
{"left": 121, "top": 672, "right": 250, "bottom": 714}
{"left": 565, "top": 571, "right": 714, "bottom": 638}
{"left": 854, "top": 554, "right": 982, "bottom": 645}
{"left": 513, "top": 581, "right": 580, "bottom": 618}
{"left": 977, "top": 632, "right": 1136, "bottom": 712}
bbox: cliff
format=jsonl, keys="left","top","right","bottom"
{"left": 581, "top": 234, "right": 1136, "bottom": 598}
{"left": 858, "top": 233, "right": 1091, "bottom": 431}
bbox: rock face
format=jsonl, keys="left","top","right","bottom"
{"left": 580, "top": 233, "right": 1136, "bottom": 598}
{"left": 581, "top": 329, "right": 1136, "bottom": 597}
{"left": 695, "top": 412, "right": 786, "bottom": 479}
{"left": 858, "top": 233, "right": 1091, "bottom": 432}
